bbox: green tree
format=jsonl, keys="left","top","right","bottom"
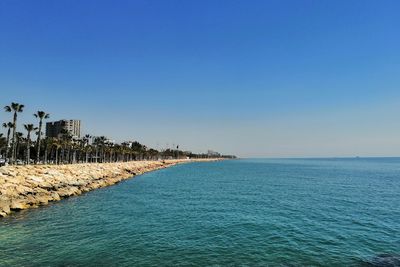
{"left": 4, "top": 103, "right": 24, "bottom": 164}
{"left": 15, "top": 132, "right": 24, "bottom": 163}
{"left": 93, "top": 136, "right": 107, "bottom": 163}
{"left": 59, "top": 129, "right": 72, "bottom": 164}
{"left": 83, "top": 134, "right": 92, "bottom": 163}
{"left": 33, "top": 111, "right": 50, "bottom": 164}
{"left": 50, "top": 137, "right": 62, "bottom": 164}
{"left": 2, "top": 122, "right": 14, "bottom": 161}
{"left": 0, "top": 133, "right": 6, "bottom": 158}
{"left": 24, "top": 124, "right": 38, "bottom": 165}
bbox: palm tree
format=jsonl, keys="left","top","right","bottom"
{"left": 0, "top": 133, "right": 6, "bottom": 158}
{"left": 15, "top": 132, "right": 24, "bottom": 163}
{"left": 59, "top": 129, "right": 73, "bottom": 164}
{"left": 50, "top": 137, "right": 62, "bottom": 164}
{"left": 43, "top": 137, "right": 54, "bottom": 164}
{"left": 2, "top": 122, "right": 13, "bottom": 161}
{"left": 33, "top": 111, "right": 50, "bottom": 164}
{"left": 4, "top": 102, "right": 24, "bottom": 164}
{"left": 93, "top": 136, "right": 107, "bottom": 163}
{"left": 83, "top": 134, "right": 92, "bottom": 163}
{"left": 24, "top": 124, "right": 38, "bottom": 165}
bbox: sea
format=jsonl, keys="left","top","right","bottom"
{"left": 0, "top": 158, "right": 399, "bottom": 266}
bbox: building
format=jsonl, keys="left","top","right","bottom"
{"left": 46, "top": 120, "right": 81, "bottom": 139}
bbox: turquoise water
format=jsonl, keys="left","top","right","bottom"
{"left": 0, "top": 158, "right": 399, "bottom": 266}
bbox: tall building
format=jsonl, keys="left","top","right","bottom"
{"left": 46, "top": 120, "right": 81, "bottom": 139}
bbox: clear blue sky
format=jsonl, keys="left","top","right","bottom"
{"left": 1, "top": 0, "right": 400, "bottom": 157}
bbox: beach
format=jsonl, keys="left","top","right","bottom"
{"left": 0, "top": 159, "right": 218, "bottom": 217}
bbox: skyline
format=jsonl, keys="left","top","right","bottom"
{"left": 1, "top": 0, "right": 400, "bottom": 157}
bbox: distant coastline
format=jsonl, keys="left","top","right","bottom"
{"left": 1, "top": 102, "right": 235, "bottom": 167}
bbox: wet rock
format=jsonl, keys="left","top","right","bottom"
{"left": 10, "top": 199, "right": 30, "bottom": 210}
{"left": 57, "top": 186, "right": 81, "bottom": 197}
{"left": 51, "top": 192, "right": 61, "bottom": 201}
{"left": 0, "top": 197, "right": 11, "bottom": 217}
{"left": 35, "top": 193, "right": 53, "bottom": 205}
{"left": 26, "top": 194, "right": 40, "bottom": 205}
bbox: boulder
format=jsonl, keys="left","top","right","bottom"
{"left": 0, "top": 197, "right": 11, "bottom": 216}
{"left": 0, "top": 186, "right": 19, "bottom": 198}
{"left": 15, "top": 185, "right": 34, "bottom": 195}
{"left": 49, "top": 192, "right": 60, "bottom": 201}
{"left": 35, "top": 193, "right": 51, "bottom": 205}
{"left": 57, "top": 186, "right": 81, "bottom": 197}
{"left": 10, "top": 199, "right": 30, "bottom": 210}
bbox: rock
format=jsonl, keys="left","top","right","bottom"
{"left": 0, "top": 197, "right": 11, "bottom": 216}
{"left": 50, "top": 192, "right": 61, "bottom": 201}
{"left": 10, "top": 199, "right": 30, "bottom": 210}
{"left": 125, "top": 168, "right": 136, "bottom": 175}
{"left": 26, "top": 194, "right": 40, "bottom": 205}
{"left": 45, "top": 170, "right": 60, "bottom": 176}
{"left": 15, "top": 185, "right": 34, "bottom": 195}
{"left": 35, "top": 193, "right": 51, "bottom": 205}
{"left": 0, "top": 169, "right": 12, "bottom": 176}
{"left": 27, "top": 176, "right": 44, "bottom": 183}
{"left": 8, "top": 176, "right": 26, "bottom": 184}
{"left": 57, "top": 186, "right": 81, "bottom": 197}
{"left": 1, "top": 186, "right": 19, "bottom": 198}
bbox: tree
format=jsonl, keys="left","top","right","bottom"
{"left": 93, "top": 136, "right": 107, "bottom": 163}
{"left": 34, "top": 111, "right": 50, "bottom": 164}
{"left": 24, "top": 124, "right": 38, "bottom": 165}
{"left": 4, "top": 103, "right": 24, "bottom": 164}
{"left": 59, "top": 129, "right": 72, "bottom": 164}
{"left": 2, "top": 122, "right": 13, "bottom": 161}
{"left": 15, "top": 132, "right": 24, "bottom": 162}
{"left": 83, "top": 134, "right": 92, "bottom": 163}
{"left": 0, "top": 133, "right": 6, "bottom": 157}
{"left": 50, "top": 137, "right": 62, "bottom": 164}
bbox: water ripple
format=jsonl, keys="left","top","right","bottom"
{"left": 0, "top": 158, "right": 399, "bottom": 266}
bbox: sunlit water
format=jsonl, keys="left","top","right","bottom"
{"left": 0, "top": 158, "right": 399, "bottom": 266}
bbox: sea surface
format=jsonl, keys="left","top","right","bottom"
{"left": 0, "top": 158, "right": 399, "bottom": 266}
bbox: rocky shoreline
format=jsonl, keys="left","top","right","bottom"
{"left": 0, "top": 159, "right": 217, "bottom": 217}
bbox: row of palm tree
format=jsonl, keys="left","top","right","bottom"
{"left": 1, "top": 102, "right": 233, "bottom": 165}
{"left": 4, "top": 103, "right": 24, "bottom": 164}
{"left": 0, "top": 103, "right": 50, "bottom": 165}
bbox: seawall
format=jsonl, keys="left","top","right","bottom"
{"left": 0, "top": 159, "right": 217, "bottom": 217}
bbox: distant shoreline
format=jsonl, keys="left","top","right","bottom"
{"left": 0, "top": 158, "right": 222, "bottom": 217}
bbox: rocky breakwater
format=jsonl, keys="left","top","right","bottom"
{"left": 0, "top": 159, "right": 196, "bottom": 217}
